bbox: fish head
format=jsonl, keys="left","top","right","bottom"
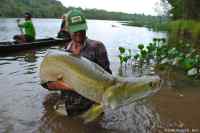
{"left": 103, "top": 76, "right": 161, "bottom": 109}
{"left": 39, "top": 50, "right": 112, "bottom": 102}
{"left": 40, "top": 73, "right": 72, "bottom": 92}
{"left": 40, "top": 51, "right": 76, "bottom": 91}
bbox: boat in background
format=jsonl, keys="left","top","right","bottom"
{"left": 0, "top": 38, "right": 67, "bottom": 55}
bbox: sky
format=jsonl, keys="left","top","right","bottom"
{"left": 58, "top": 0, "right": 162, "bottom": 16}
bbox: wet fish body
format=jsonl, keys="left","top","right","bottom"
{"left": 40, "top": 50, "right": 160, "bottom": 109}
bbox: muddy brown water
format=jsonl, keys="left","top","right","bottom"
{"left": 1, "top": 19, "right": 200, "bottom": 133}
{"left": 151, "top": 84, "right": 200, "bottom": 132}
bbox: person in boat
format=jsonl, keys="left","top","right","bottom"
{"left": 57, "top": 14, "right": 71, "bottom": 42}
{"left": 13, "top": 12, "right": 36, "bottom": 43}
{"left": 46, "top": 9, "right": 112, "bottom": 116}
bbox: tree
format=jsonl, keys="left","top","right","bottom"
{"left": 162, "top": 0, "right": 200, "bottom": 20}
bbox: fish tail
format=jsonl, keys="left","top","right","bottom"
{"left": 80, "top": 104, "right": 104, "bottom": 123}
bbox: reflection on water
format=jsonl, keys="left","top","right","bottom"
{"left": 35, "top": 93, "right": 117, "bottom": 133}
{"left": 0, "top": 49, "right": 46, "bottom": 133}
{"left": 2, "top": 19, "right": 199, "bottom": 133}
{"left": 24, "top": 51, "right": 37, "bottom": 63}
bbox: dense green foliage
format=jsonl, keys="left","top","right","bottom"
{"left": 162, "top": 0, "right": 200, "bottom": 20}
{"left": 0, "top": 0, "right": 66, "bottom": 18}
{"left": 167, "top": 20, "right": 200, "bottom": 45}
{"left": 157, "top": 1, "right": 200, "bottom": 47}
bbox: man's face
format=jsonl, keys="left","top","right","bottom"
{"left": 70, "top": 30, "right": 86, "bottom": 45}
{"left": 25, "top": 16, "right": 30, "bottom": 21}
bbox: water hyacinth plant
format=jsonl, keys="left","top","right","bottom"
{"left": 118, "top": 38, "right": 200, "bottom": 79}
{"left": 118, "top": 47, "right": 132, "bottom": 66}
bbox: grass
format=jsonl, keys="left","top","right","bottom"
{"left": 168, "top": 20, "right": 200, "bottom": 45}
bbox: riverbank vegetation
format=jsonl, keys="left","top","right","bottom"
{"left": 127, "top": 17, "right": 169, "bottom": 31}
{"left": 168, "top": 20, "right": 200, "bottom": 46}
{"left": 118, "top": 38, "right": 200, "bottom": 79}
{"left": 119, "top": 0, "right": 200, "bottom": 80}
{"left": 162, "top": 0, "right": 200, "bottom": 45}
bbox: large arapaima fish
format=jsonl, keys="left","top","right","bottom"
{"left": 40, "top": 50, "right": 161, "bottom": 123}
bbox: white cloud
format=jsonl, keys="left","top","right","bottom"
{"left": 58, "top": 0, "right": 161, "bottom": 15}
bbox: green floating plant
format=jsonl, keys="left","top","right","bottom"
{"left": 118, "top": 47, "right": 132, "bottom": 65}
{"left": 118, "top": 37, "right": 200, "bottom": 79}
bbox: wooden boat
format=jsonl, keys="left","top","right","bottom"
{"left": 0, "top": 38, "right": 66, "bottom": 54}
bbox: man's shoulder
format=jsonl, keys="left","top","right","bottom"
{"left": 86, "top": 39, "right": 105, "bottom": 48}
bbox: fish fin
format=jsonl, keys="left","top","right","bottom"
{"left": 103, "top": 83, "right": 123, "bottom": 109}
{"left": 80, "top": 104, "right": 104, "bottom": 123}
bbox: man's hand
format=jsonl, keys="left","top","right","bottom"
{"left": 47, "top": 81, "right": 73, "bottom": 91}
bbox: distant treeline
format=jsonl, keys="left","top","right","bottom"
{"left": 83, "top": 8, "right": 160, "bottom": 21}
{"left": 0, "top": 0, "right": 169, "bottom": 32}
{"left": 0, "top": 0, "right": 66, "bottom": 18}
{"left": 0, "top": 0, "right": 162, "bottom": 22}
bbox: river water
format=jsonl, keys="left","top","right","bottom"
{"left": 0, "top": 18, "right": 199, "bottom": 133}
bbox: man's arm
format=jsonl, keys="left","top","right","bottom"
{"left": 18, "top": 22, "right": 25, "bottom": 28}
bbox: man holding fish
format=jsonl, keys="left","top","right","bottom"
{"left": 46, "top": 9, "right": 112, "bottom": 116}
{"left": 40, "top": 9, "right": 160, "bottom": 123}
